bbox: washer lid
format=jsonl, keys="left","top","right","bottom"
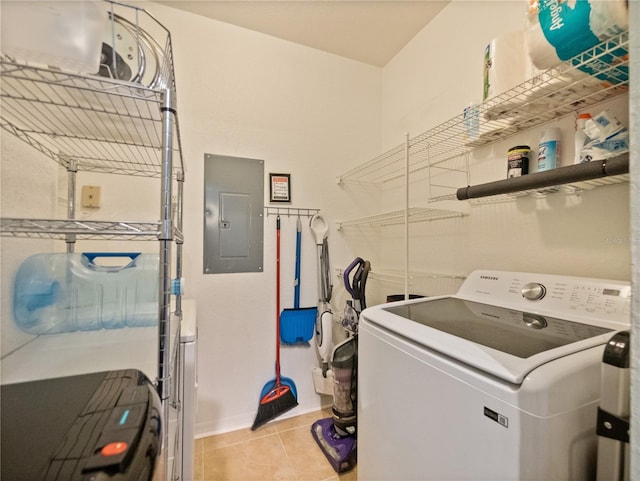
{"left": 367, "top": 296, "right": 615, "bottom": 384}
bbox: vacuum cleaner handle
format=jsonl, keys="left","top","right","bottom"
{"left": 359, "top": 261, "right": 371, "bottom": 310}
{"left": 322, "top": 238, "right": 333, "bottom": 302}
{"left": 343, "top": 257, "right": 364, "bottom": 297}
{"left": 310, "top": 214, "right": 329, "bottom": 245}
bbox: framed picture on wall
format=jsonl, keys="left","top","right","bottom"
{"left": 270, "top": 173, "right": 291, "bottom": 203}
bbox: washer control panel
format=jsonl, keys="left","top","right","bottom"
{"left": 458, "top": 270, "right": 631, "bottom": 326}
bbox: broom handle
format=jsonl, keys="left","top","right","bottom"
{"left": 294, "top": 216, "right": 302, "bottom": 309}
{"left": 275, "top": 215, "right": 282, "bottom": 384}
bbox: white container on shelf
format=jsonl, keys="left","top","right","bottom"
{"left": 537, "top": 127, "right": 562, "bottom": 172}
{"left": 574, "top": 113, "right": 592, "bottom": 164}
{"left": 1, "top": 1, "right": 106, "bottom": 74}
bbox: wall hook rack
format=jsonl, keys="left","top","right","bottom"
{"left": 265, "top": 206, "right": 320, "bottom": 218}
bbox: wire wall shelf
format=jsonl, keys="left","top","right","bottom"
{"left": 369, "top": 270, "right": 466, "bottom": 296}
{"left": 337, "top": 207, "right": 467, "bottom": 230}
{"left": 337, "top": 31, "right": 629, "bottom": 199}
{"left": 336, "top": 143, "right": 406, "bottom": 185}
{"left": 369, "top": 270, "right": 465, "bottom": 285}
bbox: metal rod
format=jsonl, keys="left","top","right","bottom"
{"left": 175, "top": 170, "right": 184, "bottom": 317}
{"left": 456, "top": 154, "right": 629, "bottom": 200}
{"left": 66, "top": 159, "right": 77, "bottom": 252}
{"left": 110, "top": 3, "right": 116, "bottom": 80}
{"left": 627, "top": 7, "right": 639, "bottom": 479}
{"left": 157, "top": 88, "right": 175, "bottom": 481}
{"left": 404, "top": 132, "right": 409, "bottom": 301}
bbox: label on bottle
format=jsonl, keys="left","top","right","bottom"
{"left": 537, "top": 140, "right": 559, "bottom": 171}
{"left": 507, "top": 146, "right": 530, "bottom": 178}
{"left": 538, "top": 0, "right": 596, "bottom": 61}
{"left": 463, "top": 104, "right": 480, "bottom": 142}
{"left": 482, "top": 43, "right": 491, "bottom": 101}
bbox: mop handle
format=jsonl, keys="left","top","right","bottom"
{"left": 275, "top": 215, "right": 282, "bottom": 384}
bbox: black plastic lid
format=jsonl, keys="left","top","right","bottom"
{"left": 602, "top": 330, "right": 630, "bottom": 368}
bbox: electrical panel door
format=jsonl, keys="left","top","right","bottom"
{"left": 204, "top": 154, "right": 264, "bottom": 273}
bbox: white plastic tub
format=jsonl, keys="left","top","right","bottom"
{"left": 1, "top": 1, "right": 105, "bottom": 74}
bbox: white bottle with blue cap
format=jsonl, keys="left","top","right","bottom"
{"left": 537, "top": 127, "right": 562, "bottom": 172}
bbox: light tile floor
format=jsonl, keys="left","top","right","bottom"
{"left": 194, "top": 409, "right": 358, "bottom": 481}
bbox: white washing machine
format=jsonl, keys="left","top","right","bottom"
{"left": 358, "top": 270, "right": 630, "bottom": 481}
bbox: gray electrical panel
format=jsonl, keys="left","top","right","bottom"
{"left": 204, "top": 154, "right": 264, "bottom": 273}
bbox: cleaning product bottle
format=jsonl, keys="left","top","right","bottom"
{"left": 537, "top": 127, "right": 561, "bottom": 172}
{"left": 574, "top": 113, "right": 591, "bottom": 164}
{"left": 463, "top": 102, "right": 480, "bottom": 143}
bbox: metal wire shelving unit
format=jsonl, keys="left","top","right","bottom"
{"left": 0, "top": 2, "right": 185, "bottom": 479}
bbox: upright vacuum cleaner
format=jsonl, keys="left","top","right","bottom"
{"left": 311, "top": 257, "right": 370, "bottom": 474}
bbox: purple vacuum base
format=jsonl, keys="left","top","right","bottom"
{"left": 310, "top": 417, "right": 357, "bottom": 473}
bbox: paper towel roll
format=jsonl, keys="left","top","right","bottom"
{"left": 483, "top": 30, "right": 528, "bottom": 102}
{"left": 526, "top": 18, "right": 560, "bottom": 70}
{"left": 526, "top": 0, "right": 628, "bottom": 78}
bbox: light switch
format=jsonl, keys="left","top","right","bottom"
{"left": 81, "top": 185, "right": 101, "bottom": 208}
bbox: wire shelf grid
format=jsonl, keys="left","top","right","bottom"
{"left": 337, "top": 207, "right": 467, "bottom": 229}
{"left": 0, "top": 0, "right": 184, "bottom": 179}
{"left": 369, "top": 270, "right": 466, "bottom": 296}
{"left": 0, "top": 218, "right": 184, "bottom": 242}
{"left": 337, "top": 31, "right": 629, "bottom": 190}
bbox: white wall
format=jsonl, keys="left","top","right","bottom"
{"left": 0, "top": 135, "right": 58, "bottom": 356}
{"left": 372, "top": 0, "right": 631, "bottom": 288}
{"left": 131, "top": 2, "right": 383, "bottom": 435}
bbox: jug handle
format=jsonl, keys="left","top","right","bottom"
{"left": 82, "top": 252, "right": 141, "bottom": 271}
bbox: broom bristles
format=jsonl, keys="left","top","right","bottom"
{"left": 251, "top": 386, "right": 298, "bottom": 431}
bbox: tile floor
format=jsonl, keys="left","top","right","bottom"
{"left": 194, "top": 409, "right": 358, "bottom": 481}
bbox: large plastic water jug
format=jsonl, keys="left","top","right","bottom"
{"left": 14, "top": 252, "right": 159, "bottom": 334}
